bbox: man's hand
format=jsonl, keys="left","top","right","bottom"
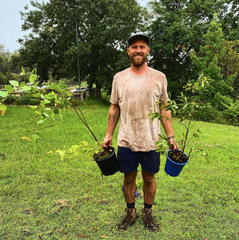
{"left": 168, "top": 136, "right": 178, "bottom": 151}
{"left": 167, "top": 137, "right": 178, "bottom": 151}
{"left": 102, "top": 136, "right": 112, "bottom": 149}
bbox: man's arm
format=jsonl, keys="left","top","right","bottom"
{"left": 159, "top": 102, "right": 178, "bottom": 150}
{"left": 102, "top": 104, "right": 120, "bottom": 148}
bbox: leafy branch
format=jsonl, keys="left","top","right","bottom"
{"left": 0, "top": 67, "right": 103, "bottom": 158}
{"left": 149, "top": 74, "right": 209, "bottom": 159}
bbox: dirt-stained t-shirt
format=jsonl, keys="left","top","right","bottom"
{"left": 110, "top": 67, "right": 168, "bottom": 152}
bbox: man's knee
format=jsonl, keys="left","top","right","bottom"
{"left": 124, "top": 171, "right": 137, "bottom": 184}
{"left": 142, "top": 170, "right": 155, "bottom": 185}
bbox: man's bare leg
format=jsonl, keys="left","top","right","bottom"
{"left": 118, "top": 170, "right": 137, "bottom": 231}
{"left": 142, "top": 169, "right": 158, "bottom": 232}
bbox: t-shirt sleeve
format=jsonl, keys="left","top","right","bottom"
{"left": 110, "top": 76, "right": 118, "bottom": 104}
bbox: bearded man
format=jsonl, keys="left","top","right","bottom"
{"left": 102, "top": 34, "right": 178, "bottom": 231}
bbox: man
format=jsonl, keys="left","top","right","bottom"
{"left": 102, "top": 34, "right": 178, "bottom": 231}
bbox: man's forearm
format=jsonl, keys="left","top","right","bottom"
{"left": 105, "top": 104, "right": 120, "bottom": 137}
{"left": 160, "top": 103, "right": 174, "bottom": 137}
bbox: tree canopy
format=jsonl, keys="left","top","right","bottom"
{"left": 13, "top": 0, "right": 239, "bottom": 107}
{"left": 148, "top": 0, "right": 238, "bottom": 99}
{"left": 18, "top": 0, "right": 146, "bottom": 99}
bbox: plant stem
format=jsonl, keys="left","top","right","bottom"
{"left": 182, "top": 101, "right": 204, "bottom": 153}
{"left": 70, "top": 100, "right": 99, "bottom": 144}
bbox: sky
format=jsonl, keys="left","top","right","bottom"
{"left": 0, "top": 0, "right": 149, "bottom": 53}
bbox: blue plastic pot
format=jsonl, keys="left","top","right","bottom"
{"left": 165, "top": 149, "right": 189, "bottom": 177}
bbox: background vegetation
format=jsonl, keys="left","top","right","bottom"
{"left": 1, "top": 0, "right": 239, "bottom": 124}
{"left": 0, "top": 102, "right": 239, "bottom": 239}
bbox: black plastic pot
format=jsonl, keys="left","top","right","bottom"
{"left": 93, "top": 147, "right": 119, "bottom": 176}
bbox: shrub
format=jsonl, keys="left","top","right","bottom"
{"left": 19, "top": 94, "right": 40, "bottom": 105}
{"left": 14, "top": 98, "right": 22, "bottom": 105}
{"left": 222, "top": 101, "right": 239, "bottom": 126}
{"left": 192, "top": 103, "right": 221, "bottom": 122}
{"left": 4, "top": 94, "right": 16, "bottom": 104}
{"left": 0, "top": 71, "right": 7, "bottom": 85}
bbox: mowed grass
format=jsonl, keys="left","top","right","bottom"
{"left": 0, "top": 100, "right": 239, "bottom": 240}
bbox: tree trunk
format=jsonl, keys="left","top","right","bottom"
{"left": 96, "top": 83, "right": 102, "bottom": 100}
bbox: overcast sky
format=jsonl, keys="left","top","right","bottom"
{"left": 0, "top": 0, "right": 149, "bottom": 53}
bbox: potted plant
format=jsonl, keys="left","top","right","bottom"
{"left": 0, "top": 67, "right": 119, "bottom": 177}
{"left": 149, "top": 74, "right": 209, "bottom": 176}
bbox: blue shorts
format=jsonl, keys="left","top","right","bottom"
{"left": 117, "top": 146, "right": 160, "bottom": 174}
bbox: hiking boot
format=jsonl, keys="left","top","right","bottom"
{"left": 142, "top": 208, "right": 159, "bottom": 232}
{"left": 118, "top": 208, "right": 137, "bottom": 231}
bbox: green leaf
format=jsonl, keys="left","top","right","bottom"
{"left": 59, "top": 109, "right": 63, "bottom": 120}
{"left": 43, "top": 99, "right": 50, "bottom": 104}
{"left": 183, "top": 103, "right": 188, "bottom": 109}
{"left": 45, "top": 92, "right": 56, "bottom": 99}
{"left": 9, "top": 80, "right": 19, "bottom": 87}
{"left": 20, "top": 82, "right": 26, "bottom": 87}
{"left": 29, "top": 74, "right": 37, "bottom": 84}
{"left": 30, "top": 106, "right": 38, "bottom": 109}
{"left": 43, "top": 112, "right": 49, "bottom": 118}
{"left": 32, "top": 134, "right": 40, "bottom": 140}
{"left": 33, "top": 93, "right": 40, "bottom": 98}
{"left": 31, "top": 68, "right": 37, "bottom": 74}
{"left": 4, "top": 85, "right": 13, "bottom": 93}
{"left": 35, "top": 111, "right": 42, "bottom": 115}
{"left": 22, "top": 85, "right": 32, "bottom": 91}
{"left": 37, "top": 120, "right": 45, "bottom": 124}
{"left": 21, "top": 66, "right": 25, "bottom": 75}
{"left": 0, "top": 91, "right": 8, "bottom": 98}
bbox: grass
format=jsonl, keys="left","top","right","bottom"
{"left": 0, "top": 99, "right": 239, "bottom": 239}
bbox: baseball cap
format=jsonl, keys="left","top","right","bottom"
{"left": 128, "top": 34, "right": 150, "bottom": 46}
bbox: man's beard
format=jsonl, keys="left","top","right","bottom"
{"left": 130, "top": 54, "right": 147, "bottom": 67}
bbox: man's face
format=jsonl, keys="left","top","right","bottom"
{"left": 127, "top": 39, "right": 150, "bottom": 67}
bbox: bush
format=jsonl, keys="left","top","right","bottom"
{"left": 0, "top": 71, "right": 7, "bottom": 85}
{"left": 18, "top": 94, "right": 40, "bottom": 105}
{"left": 222, "top": 101, "right": 239, "bottom": 126}
{"left": 5, "top": 72, "right": 18, "bottom": 81}
{"left": 4, "top": 94, "right": 16, "bottom": 104}
{"left": 14, "top": 98, "right": 22, "bottom": 105}
{"left": 192, "top": 103, "right": 221, "bottom": 122}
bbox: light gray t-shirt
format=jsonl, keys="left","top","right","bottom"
{"left": 110, "top": 67, "right": 168, "bottom": 152}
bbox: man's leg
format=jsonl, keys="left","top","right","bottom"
{"left": 142, "top": 169, "right": 158, "bottom": 232}
{"left": 142, "top": 170, "right": 156, "bottom": 205}
{"left": 118, "top": 170, "right": 138, "bottom": 231}
{"left": 123, "top": 170, "right": 137, "bottom": 203}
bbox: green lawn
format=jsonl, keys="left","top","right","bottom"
{"left": 0, "top": 101, "right": 239, "bottom": 239}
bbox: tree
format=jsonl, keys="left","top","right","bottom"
{"left": 190, "top": 14, "right": 238, "bottom": 113}
{"left": 148, "top": 0, "right": 229, "bottom": 100}
{"left": 221, "top": 0, "right": 239, "bottom": 41}
{"left": 0, "top": 43, "right": 12, "bottom": 76}
{"left": 19, "top": 0, "right": 146, "bottom": 99}
{"left": 219, "top": 40, "right": 239, "bottom": 100}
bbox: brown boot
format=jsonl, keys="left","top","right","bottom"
{"left": 118, "top": 208, "right": 137, "bottom": 231}
{"left": 142, "top": 208, "right": 159, "bottom": 232}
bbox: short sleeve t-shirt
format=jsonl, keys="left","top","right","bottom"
{"left": 110, "top": 67, "right": 168, "bottom": 152}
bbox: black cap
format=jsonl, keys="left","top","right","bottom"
{"left": 128, "top": 34, "right": 150, "bottom": 46}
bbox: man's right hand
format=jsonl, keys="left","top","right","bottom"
{"left": 102, "top": 136, "right": 112, "bottom": 149}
